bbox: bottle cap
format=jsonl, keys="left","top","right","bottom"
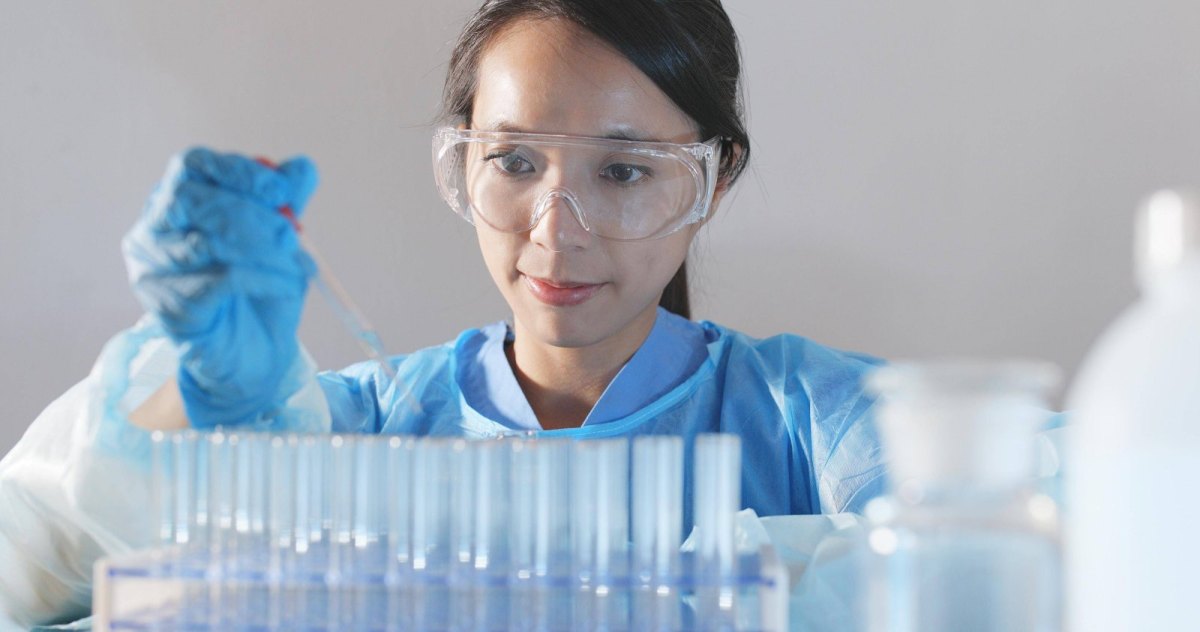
{"left": 1136, "top": 187, "right": 1200, "bottom": 287}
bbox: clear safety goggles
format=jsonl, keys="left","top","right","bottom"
{"left": 433, "top": 127, "right": 723, "bottom": 241}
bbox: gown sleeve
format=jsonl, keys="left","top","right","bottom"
{"left": 315, "top": 362, "right": 389, "bottom": 434}
{"left": 0, "top": 318, "right": 330, "bottom": 630}
{"left": 799, "top": 345, "right": 889, "bottom": 515}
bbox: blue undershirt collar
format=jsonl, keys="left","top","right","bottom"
{"left": 457, "top": 307, "right": 710, "bottom": 431}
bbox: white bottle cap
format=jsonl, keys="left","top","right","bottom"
{"left": 1136, "top": 187, "right": 1200, "bottom": 288}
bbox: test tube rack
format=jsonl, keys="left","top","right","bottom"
{"left": 93, "top": 432, "right": 788, "bottom": 631}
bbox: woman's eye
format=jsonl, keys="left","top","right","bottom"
{"left": 485, "top": 152, "right": 534, "bottom": 175}
{"left": 602, "top": 163, "right": 649, "bottom": 184}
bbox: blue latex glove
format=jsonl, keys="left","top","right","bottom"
{"left": 123, "top": 147, "right": 319, "bottom": 428}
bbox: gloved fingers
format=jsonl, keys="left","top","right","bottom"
{"left": 125, "top": 202, "right": 310, "bottom": 298}
{"left": 123, "top": 220, "right": 224, "bottom": 278}
{"left": 132, "top": 245, "right": 310, "bottom": 303}
{"left": 175, "top": 290, "right": 306, "bottom": 428}
{"left": 181, "top": 294, "right": 303, "bottom": 388}
{"left": 138, "top": 261, "right": 309, "bottom": 338}
{"left": 133, "top": 269, "right": 229, "bottom": 336}
{"left": 230, "top": 262, "right": 311, "bottom": 300}
{"left": 123, "top": 220, "right": 302, "bottom": 297}
{"left": 275, "top": 156, "right": 319, "bottom": 218}
{"left": 144, "top": 180, "right": 302, "bottom": 264}
{"left": 178, "top": 148, "right": 320, "bottom": 218}
{"left": 178, "top": 147, "right": 294, "bottom": 209}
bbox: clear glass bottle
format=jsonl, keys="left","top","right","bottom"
{"left": 863, "top": 361, "right": 1062, "bottom": 632}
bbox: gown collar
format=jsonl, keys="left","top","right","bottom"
{"left": 456, "top": 307, "right": 710, "bottom": 431}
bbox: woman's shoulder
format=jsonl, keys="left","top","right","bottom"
{"left": 696, "top": 319, "right": 883, "bottom": 414}
{"left": 698, "top": 319, "right": 883, "bottom": 373}
{"left": 315, "top": 326, "right": 496, "bottom": 433}
{"left": 321, "top": 326, "right": 484, "bottom": 384}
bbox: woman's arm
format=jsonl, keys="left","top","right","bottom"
{"left": 0, "top": 318, "right": 333, "bottom": 628}
{"left": 127, "top": 376, "right": 189, "bottom": 431}
{"left": 0, "top": 324, "right": 168, "bottom": 629}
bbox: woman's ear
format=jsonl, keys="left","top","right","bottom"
{"left": 706, "top": 141, "right": 744, "bottom": 222}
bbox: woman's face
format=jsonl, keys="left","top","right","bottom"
{"left": 471, "top": 17, "right": 709, "bottom": 350}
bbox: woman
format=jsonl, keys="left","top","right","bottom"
{"left": 0, "top": 0, "right": 885, "bottom": 628}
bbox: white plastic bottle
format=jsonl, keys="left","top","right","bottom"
{"left": 1066, "top": 188, "right": 1200, "bottom": 631}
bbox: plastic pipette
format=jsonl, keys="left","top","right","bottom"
{"left": 256, "top": 158, "right": 397, "bottom": 384}
{"left": 299, "top": 233, "right": 397, "bottom": 383}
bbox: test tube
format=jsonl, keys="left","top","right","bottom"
{"left": 334, "top": 434, "right": 383, "bottom": 628}
{"left": 472, "top": 438, "right": 511, "bottom": 576}
{"left": 172, "top": 431, "right": 205, "bottom": 628}
{"left": 411, "top": 437, "right": 452, "bottom": 630}
{"left": 230, "top": 433, "right": 269, "bottom": 628}
{"left": 150, "top": 430, "right": 188, "bottom": 629}
{"left": 632, "top": 435, "right": 683, "bottom": 584}
{"left": 351, "top": 436, "right": 388, "bottom": 629}
{"left": 510, "top": 439, "right": 572, "bottom": 579}
{"left": 328, "top": 435, "right": 355, "bottom": 581}
{"left": 293, "top": 432, "right": 328, "bottom": 630}
{"left": 694, "top": 433, "right": 742, "bottom": 627}
{"left": 384, "top": 436, "right": 414, "bottom": 573}
{"left": 233, "top": 433, "right": 269, "bottom": 550}
{"left": 206, "top": 432, "right": 235, "bottom": 557}
{"left": 694, "top": 434, "right": 741, "bottom": 577}
{"left": 353, "top": 436, "right": 388, "bottom": 553}
{"left": 536, "top": 439, "right": 573, "bottom": 584}
{"left": 445, "top": 439, "right": 477, "bottom": 631}
{"left": 508, "top": 438, "right": 573, "bottom": 630}
{"left": 571, "top": 438, "right": 630, "bottom": 583}
{"left": 384, "top": 436, "right": 415, "bottom": 632}
{"left": 266, "top": 434, "right": 297, "bottom": 629}
{"left": 150, "top": 431, "right": 175, "bottom": 546}
{"left": 469, "top": 438, "right": 511, "bottom": 629}
{"left": 411, "top": 438, "right": 450, "bottom": 574}
{"left": 632, "top": 435, "right": 685, "bottom": 630}
{"left": 167, "top": 432, "right": 195, "bottom": 548}
{"left": 509, "top": 438, "right": 536, "bottom": 583}
{"left": 202, "top": 431, "right": 235, "bottom": 628}
{"left": 448, "top": 439, "right": 475, "bottom": 574}
{"left": 571, "top": 438, "right": 631, "bottom": 630}
{"left": 266, "top": 435, "right": 297, "bottom": 555}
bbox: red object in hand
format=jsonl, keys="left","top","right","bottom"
{"left": 255, "top": 156, "right": 301, "bottom": 233}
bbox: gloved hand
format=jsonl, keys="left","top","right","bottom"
{"left": 123, "top": 147, "right": 319, "bottom": 428}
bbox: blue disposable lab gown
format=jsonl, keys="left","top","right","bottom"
{"left": 318, "top": 308, "right": 887, "bottom": 525}
{"left": 0, "top": 308, "right": 886, "bottom": 630}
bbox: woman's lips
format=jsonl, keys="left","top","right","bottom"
{"left": 523, "top": 275, "right": 604, "bottom": 307}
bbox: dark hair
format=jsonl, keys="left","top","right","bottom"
{"left": 443, "top": 0, "right": 750, "bottom": 320}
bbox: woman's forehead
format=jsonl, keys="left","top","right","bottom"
{"left": 472, "top": 17, "right": 697, "bottom": 143}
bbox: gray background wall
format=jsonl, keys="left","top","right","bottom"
{"left": 2, "top": 1, "right": 1197, "bottom": 456}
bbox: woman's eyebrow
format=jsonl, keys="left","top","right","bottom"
{"left": 600, "top": 125, "right": 657, "bottom": 142}
{"left": 477, "top": 119, "right": 662, "bottom": 142}
{"left": 480, "top": 121, "right": 529, "bottom": 134}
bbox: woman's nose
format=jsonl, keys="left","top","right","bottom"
{"left": 529, "top": 189, "right": 592, "bottom": 252}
